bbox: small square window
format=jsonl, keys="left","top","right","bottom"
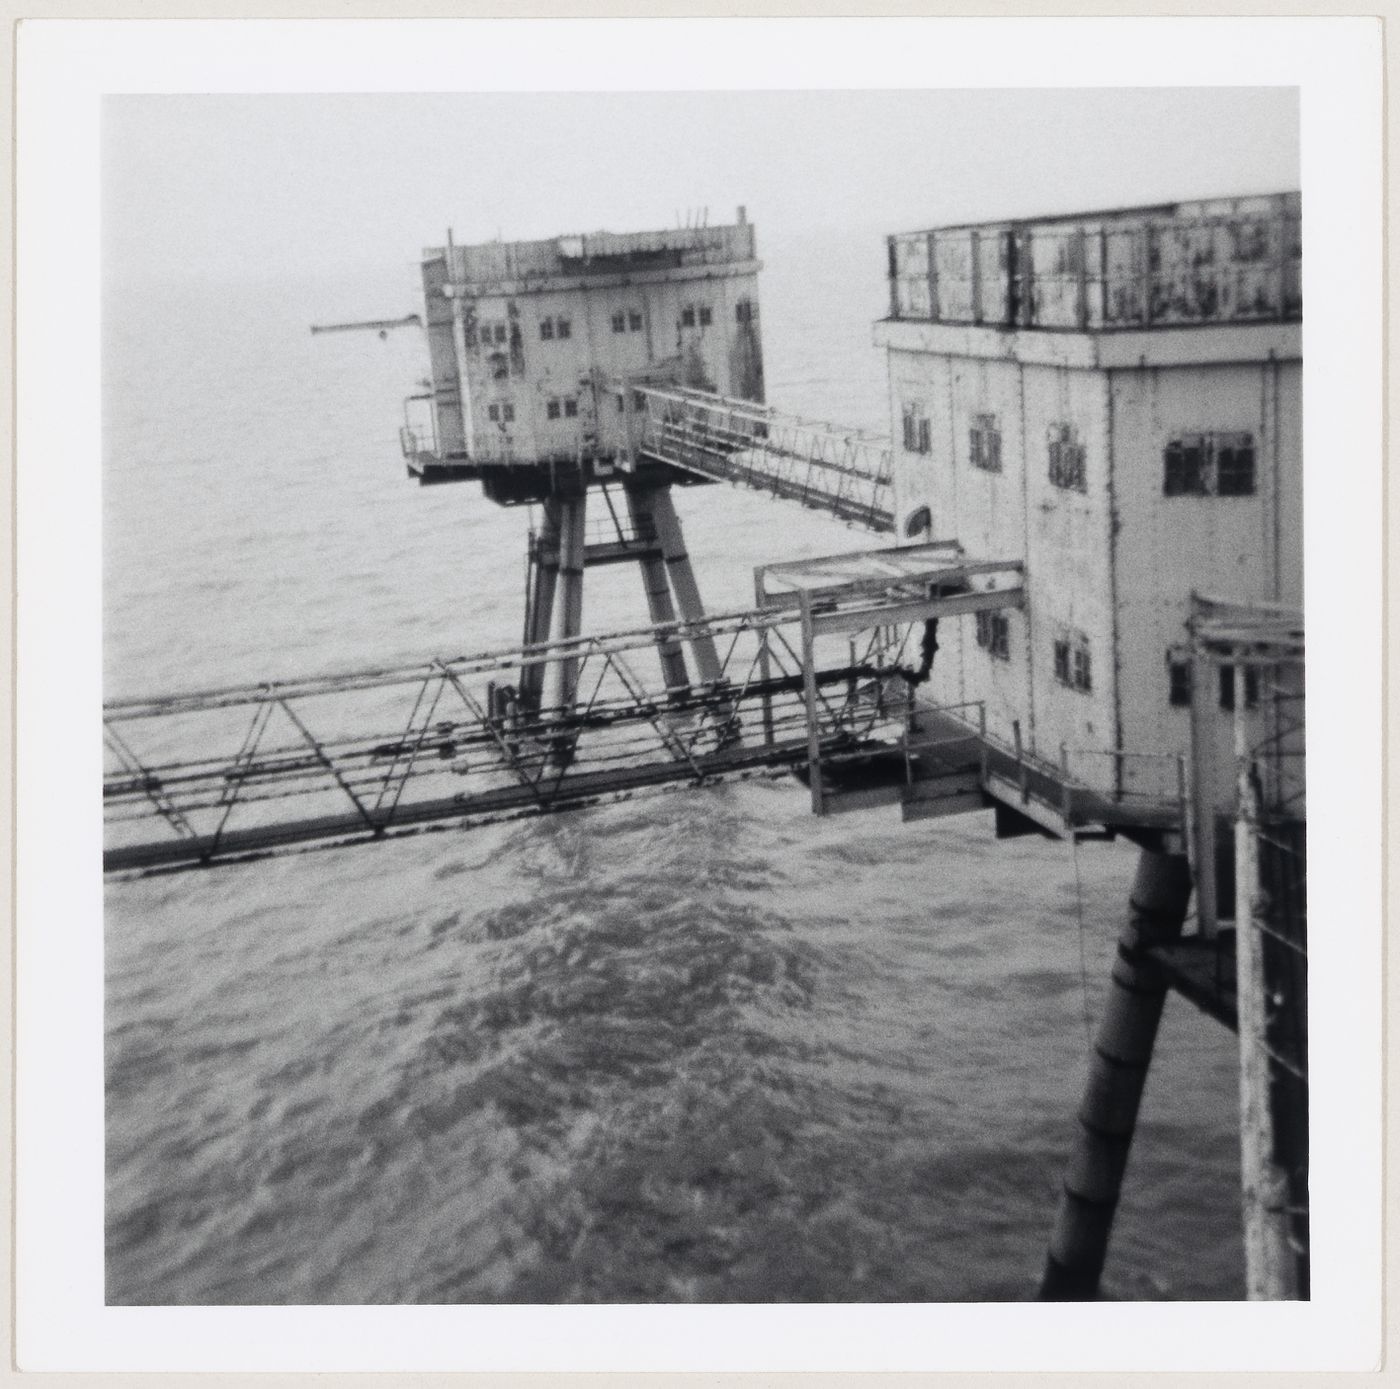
{"left": 736, "top": 300, "right": 754, "bottom": 324}
{"left": 1048, "top": 424, "right": 1086, "bottom": 493}
{"left": 970, "top": 414, "right": 1002, "bottom": 473}
{"left": 502, "top": 403, "right": 514, "bottom": 423}
{"left": 1219, "top": 666, "right": 1259, "bottom": 711}
{"left": 629, "top": 310, "right": 644, "bottom": 331}
{"left": 699, "top": 306, "right": 713, "bottom": 327}
{"left": 611, "top": 311, "right": 626, "bottom": 333}
{"left": 1216, "top": 440, "right": 1256, "bottom": 496}
{"left": 976, "top": 610, "right": 1010, "bottom": 660}
{"left": 1164, "top": 438, "right": 1206, "bottom": 495}
{"left": 564, "top": 398, "right": 578, "bottom": 418}
{"left": 617, "top": 393, "right": 627, "bottom": 412}
{"left": 547, "top": 400, "right": 561, "bottom": 420}
{"left": 539, "top": 319, "right": 554, "bottom": 340}
{"left": 487, "top": 403, "right": 500, "bottom": 422}
{"left": 1167, "top": 658, "right": 1193, "bottom": 707}
{"left": 556, "top": 318, "right": 571, "bottom": 340}
{"left": 633, "top": 390, "right": 648, "bottom": 412}
{"left": 494, "top": 324, "right": 508, "bottom": 345}
{"left": 681, "top": 307, "right": 696, "bottom": 328}
{"left": 1054, "top": 632, "right": 1092, "bottom": 693}
{"left": 1073, "top": 646, "right": 1092, "bottom": 692}
{"left": 902, "top": 404, "right": 931, "bottom": 455}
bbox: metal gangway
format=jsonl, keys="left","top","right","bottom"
{"left": 105, "top": 543, "right": 1033, "bottom": 875}
{"left": 631, "top": 385, "right": 895, "bottom": 533}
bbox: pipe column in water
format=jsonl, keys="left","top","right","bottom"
{"left": 1038, "top": 847, "right": 1194, "bottom": 1299}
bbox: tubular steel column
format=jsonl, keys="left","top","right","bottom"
{"left": 519, "top": 500, "right": 562, "bottom": 714}
{"left": 624, "top": 484, "right": 690, "bottom": 696}
{"left": 1039, "top": 848, "right": 1194, "bottom": 1300}
{"left": 549, "top": 494, "right": 587, "bottom": 714}
{"left": 643, "top": 486, "right": 723, "bottom": 685}
{"left": 1234, "top": 676, "right": 1301, "bottom": 1299}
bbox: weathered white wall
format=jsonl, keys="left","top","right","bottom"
{"left": 1111, "top": 357, "right": 1302, "bottom": 801}
{"left": 431, "top": 262, "right": 761, "bottom": 465}
{"left": 880, "top": 317, "right": 1300, "bottom": 804}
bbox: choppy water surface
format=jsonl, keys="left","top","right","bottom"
{"left": 105, "top": 229, "right": 1245, "bottom": 1303}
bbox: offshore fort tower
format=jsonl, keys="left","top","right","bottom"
{"left": 103, "top": 197, "right": 1306, "bottom": 1301}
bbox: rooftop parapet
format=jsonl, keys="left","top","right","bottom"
{"left": 426, "top": 216, "right": 758, "bottom": 293}
{"left": 887, "top": 193, "right": 1301, "bottom": 332}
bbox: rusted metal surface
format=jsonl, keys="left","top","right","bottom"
{"left": 888, "top": 193, "right": 1301, "bottom": 331}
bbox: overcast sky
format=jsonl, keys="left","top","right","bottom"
{"left": 104, "top": 88, "right": 1298, "bottom": 284}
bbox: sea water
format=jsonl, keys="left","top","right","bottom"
{"left": 103, "top": 227, "right": 1245, "bottom": 1304}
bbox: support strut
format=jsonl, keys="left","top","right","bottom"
{"left": 1038, "top": 848, "right": 1194, "bottom": 1300}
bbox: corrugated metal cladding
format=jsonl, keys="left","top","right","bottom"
{"left": 876, "top": 195, "right": 1302, "bottom": 811}
{"left": 888, "top": 191, "right": 1301, "bottom": 331}
{"left": 419, "top": 218, "right": 763, "bottom": 470}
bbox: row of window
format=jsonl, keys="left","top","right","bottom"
{"left": 900, "top": 408, "right": 1257, "bottom": 497}
{"left": 487, "top": 398, "right": 583, "bottom": 423}
{"left": 971, "top": 620, "right": 1267, "bottom": 712}
{"left": 975, "top": 612, "right": 1092, "bottom": 694}
{"left": 480, "top": 299, "right": 754, "bottom": 347}
{"left": 1163, "top": 433, "right": 1255, "bottom": 496}
{"left": 1167, "top": 658, "right": 1260, "bottom": 710}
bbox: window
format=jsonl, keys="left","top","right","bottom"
{"left": 1163, "top": 433, "right": 1255, "bottom": 497}
{"left": 736, "top": 299, "right": 754, "bottom": 324}
{"left": 699, "top": 306, "right": 713, "bottom": 327}
{"left": 611, "top": 311, "right": 627, "bottom": 333}
{"left": 1215, "top": 438, "right": 1256, "bottom": 496}
{"left": 1053, "top": 631, "right": 1092, "bottom": 693}
{"left": 969, "top": 414, "right": 1002, "bottom": 473}
{"left": 616, "top": 392, "right": 627, "bottom": 413}
{"left": 904, "top": 505, "right": 932, "bottom": 539}
{"left": 487, "top": 403, "right": 500, "bottom": 422}
{"left": 975, "top": 610, "right": 1010, "bottom": 660}
{"left": 629, "top": 310, "right": 644, "bottom": 331}
{"left": 1219, "top": 665, "right": 1259, "bottom": 711}
{"left": 564, "top": 398, "right": 578, "bottom": 418}
{"left": 539, "top": 319, "right": 554, "bottom": 341}
{"left": 1048, "top": 424, "right": 1086, "bottom": 493}
{"left": 681, "top": 306, "right": 696, "bottom": 328}
{"left": 547, "top": 400, "right": 561, "bottom": 420}
{"left": 488, "top": 353, "right": 509, "bottom": 381}
{"left": 556, "top": 318, "right": 572, "bottom": 340}
{"left": 502, "top": 403, "right": 514, "bottom": 423}
{"left": 902, "top": 404, "right": 931, "bottom": 455}
{"left": 493, "top": 324, "right": 508, "bottom": 345}
{"left": 633, "top": 390, "right": 648, "bottom": 412}
{"left": 1167, "top": 657, "right": 1193, "bottom": 707}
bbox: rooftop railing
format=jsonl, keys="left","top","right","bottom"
{"left": 887, "top": 194, "right": 1301, "bottom": 331}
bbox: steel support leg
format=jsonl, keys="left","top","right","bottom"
{"left": 624, "top": 484, "right": 690, "bottom": 696}
{"left": 519, "top": 500, "right": 561, "bottom": 714}
{"left": 550, "top": 495, "right": 587, "bottom": 713}
{"left": 643, "top": 486, "right": 723, "bottom": 685}
{"left": 1038, "top": 848, "right": 1193, "bottom": 1300}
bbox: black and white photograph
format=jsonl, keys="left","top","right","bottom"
{"left": 14, "top": 15, "right": 1386, "bottom": 1375}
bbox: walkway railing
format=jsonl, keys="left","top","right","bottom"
{"left": 633, "top": 385, "right": 894, "bottom": 532}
